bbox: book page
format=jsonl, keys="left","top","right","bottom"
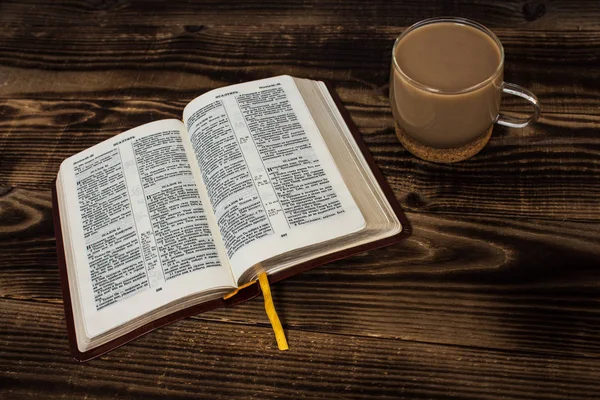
{"left": 58, "top": 119, "right": 234, "bottom": 338}
{"left": 183, "top": 76, "right": 365, "bottom": 282}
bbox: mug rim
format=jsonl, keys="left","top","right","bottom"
{"left": 391, "top": 17, "right": 505, "bottom": 95}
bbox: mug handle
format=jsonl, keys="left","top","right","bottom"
{"left": 496, "top": 82, "right": 541, "bottom": 128}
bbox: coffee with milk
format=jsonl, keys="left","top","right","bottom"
{"left": 391, "top": 21, "right": 503, "bottom": 148}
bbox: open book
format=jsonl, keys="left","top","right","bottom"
{"left": 53, "top": 75, "right": 410, "bottom": 361}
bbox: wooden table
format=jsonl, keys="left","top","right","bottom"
{"left": 1, "top": 1, "right": 599, "bottom": 398}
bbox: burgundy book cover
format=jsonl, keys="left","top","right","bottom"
{"left": 52, "top": 82, "right": 412, "bottom": 362}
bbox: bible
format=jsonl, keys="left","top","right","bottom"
{"left": 53, "top": 75, "right": 411, "bottom": 361}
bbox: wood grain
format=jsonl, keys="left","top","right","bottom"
{"left": 2, "top": 298, "right": 600, "bottom": 400}
{"left": 2, "top": 188, "right": 600, "bottom": 360}
{"left": 2, "top": 98, "right": 599, "bottom": 222}
{"left": 0, "top": 0, "right": 599, "bottom": 30}
{"left": 1, "top": 0, "right": 600, "bottom": 398}
{"left": 0, "top": 25, "right": 596, "bottom": 112}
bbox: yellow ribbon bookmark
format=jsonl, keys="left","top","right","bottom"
{"left": 258, "top": 272, "right": 289, "bottom": 351}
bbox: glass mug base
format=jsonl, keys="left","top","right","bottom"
{"left": 395, "top": 123, "right": 493, "bottom": 163}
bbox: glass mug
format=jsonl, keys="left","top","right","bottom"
{"left": 390, "top": 17, "right": 540, "bottom": 163}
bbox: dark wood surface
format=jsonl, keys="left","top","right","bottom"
{"left": 2, "top": 0, "right": 600, "bottom": 398}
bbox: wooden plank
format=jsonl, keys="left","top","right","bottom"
{"left": 2, "top": 97, "right": 599, "bottom": 221}
{"left": 0, "top": 0, "right": 598, "bottom": 30}
{"left": 0, "top": 25, "right": 597, "bottom": 115}
{"left": 1, "top": 298, "right": 599, "bottom": 400}
{"left": 3, "top": 188, "right": 600, "bottom": 359}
